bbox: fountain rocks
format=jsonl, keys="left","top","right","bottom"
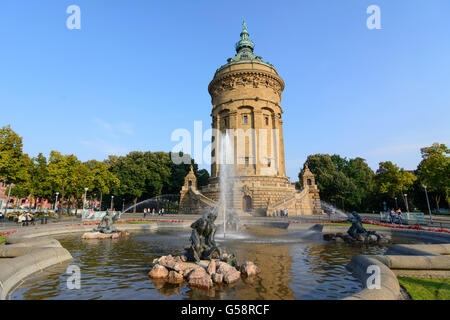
{"left": 148, "top": 254, "right": 260, "bottom": 290}
{"left": 82, "top": 230, "right": 130, "bottom": 240}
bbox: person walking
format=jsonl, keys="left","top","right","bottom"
{"left": 389, "top": 208, "right": 395, "bottom": 223}
{"left": 396, "top": 208, "right": 403, "bottom": 224}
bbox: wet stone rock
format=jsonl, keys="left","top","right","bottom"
{"left": 148, "top": 264, "right": 169, "bottom": 279}
{"left": 240, "top": 261, "right": 261, "bottom": 277}
{"left": 206, "top": 260, "right": 216, "bottom": 275}
{"left": 158, "top": 255, "right": 177, "bottom": 269}
{"left": 82, "top": 230, "right": 130, "bottom": 240}
{"left": 168, "top": 271, "right": 184, "bottom": 284}
{"left": 222, "top": 269, "right": 241, "bottom": 284}
{"left": 212, "top": 273, "right": 223, "bottom": 284}
{"left": 323, "top": 233, "right": 336, "bottom": 241}
{"left": 187, "top": 267, "right": 213, "bottom": 289}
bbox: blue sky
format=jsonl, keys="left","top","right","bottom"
{"left": 1, "top": 0, "right": 449, "bottom": 181}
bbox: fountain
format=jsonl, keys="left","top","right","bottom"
{"left": 320, "top": 201, "right": 348, "bottom": 219}
{"left": 147, "top": 135, "right": 262, "bottom": 289}
{"left": 82, "top": 210, "right": 130, "bottom": 240}
{"left": 147, "top": 211, "right": 260, "bottom": 290}
{"left": 218, "top": 131, "right": 237, "bottom": 238}
{"left": 323, "top": 211, "right": 391, "bottom": 245}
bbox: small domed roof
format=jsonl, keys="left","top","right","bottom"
{"left": 220, "top": 21, "right": 273, "bottom": 69}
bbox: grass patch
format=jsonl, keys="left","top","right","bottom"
{"left": 398, "top": 277, "right": 450, "bottom": 300}
{"left": 117, "top": 220, "right": 157, "bottom": 225}
{"left": 0, "top": 235, "right": 6, "bottom": 245}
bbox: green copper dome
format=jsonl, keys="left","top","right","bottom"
{"left": 235, "top": 21, "right": 255, "bottom": 53}
{"left": 220, "top": 21, "right": 273, "bottom": 68}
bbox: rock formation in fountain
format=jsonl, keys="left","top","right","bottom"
{"left": 148, "top": 254, "right": 261, "bottom": 290}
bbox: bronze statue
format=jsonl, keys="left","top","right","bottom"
{"left": 185, "top": 211, "right": 223, "bottom": 263}
{"left": 347, "top": 211, "right": 376, "bottom": 239}
{"left": 93, "top": 210, "right": 119, "bottom": 234}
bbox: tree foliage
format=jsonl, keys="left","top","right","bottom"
{"left": 0, "top": 125, "right": 28, "bottom": 184}
{"left": 417, "top": 143, "right": 450, "bottom": 209}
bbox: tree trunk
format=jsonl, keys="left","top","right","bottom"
{"left": 100, "top": 192, "right": 103, "bottom": 211}
{"left": 434, "top": 195, "right": 441, "bottom": 211}
{"left": 133, "top": 197, "right": 137, "bottom": 213}
{"left": 60, "top": 185, "right": 65, "bottom": 218}
{"left": 28, "top": 194, "right": 33, "bottom": 213}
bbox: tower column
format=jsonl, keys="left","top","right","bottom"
{"left": 254, "top": 109, "right": 263, "bottom": 175}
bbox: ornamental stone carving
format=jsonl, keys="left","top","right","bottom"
{"left": 209, "top": 72, "right": 283, "bottom": 99}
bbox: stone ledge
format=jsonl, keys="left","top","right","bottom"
{"left": 0, "top": 240, "right": 72, "bottom": 300}
{"left": 345, "top": 255, "right": 401, "bottom": 300}
{"left": 345, "top": 243, "right": 450, "bottom": 300}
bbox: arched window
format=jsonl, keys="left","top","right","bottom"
{"left": 243, "top": 195, "right": 252, "bottom": 212}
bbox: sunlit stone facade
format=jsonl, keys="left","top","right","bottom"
{"left": 180, "top": 22, "right": 322, "bottom": 216}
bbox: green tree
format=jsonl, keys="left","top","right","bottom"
{"left": 417, "top": 143, "right": 450, "bottom": 209}
{"left": 66, "top": 163, "right": 94, "bottom": 214}
{"left": 299, "top": 154, "right": 357, "bottom": 211}
{"left": 85, "top": 160, "right": 120, "bottom": 210}
{"left": 109, "top": 151, "right": 150, "bottom": 212}
{"left": 10, "top": 154, "right": 33, "bottom": 206}
{"left": 30, "top": 153, "right": 52, "bottom": 208}
{"left": 0, "top": 125, "right": 28, "bottom": 185}
{"left": 374, "top": 161, "right": 417, "bottom": 210}
{"left": 196, "top": 169, "right": 210, "bottom": 188}
{"left": 47, "top": 151, "right": 81, "bottom": 216}
{"left": 344, "top": 157, "right": 375, "bottom": 211}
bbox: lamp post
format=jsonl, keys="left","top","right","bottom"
{"left": 111, "top": 196, "right": 114, "bottom": 211}
{"left": 54, "top": 192, "right": 59, "bottom": 210}
{"left": 122, "top": 199, "right": 125, "bottom": 213}
{"left": 404, "top": 194, "right": 409, "bottom": 213}
{"left": 3, "top": 183, "right": 12, "bottom": 218}
{"left": 394, "top": 197, "right": 398, "bottom": 210}
{"left": 422, "top": 185, "right": 433, "bottom": 224}
{"left": 83, "top": 188, "right": 88, "bottom": 209}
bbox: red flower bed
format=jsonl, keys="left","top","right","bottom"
{"left": 81, "top": 219, "right": 186, "bottom": 226}
{"left": 0, "top": 230, "right": 17, "bottom": 237}
{"left": 361, "top": 219, "right": 450, "bottom": 234}
{"left": 295, "top": 218, "right": 450, "bottom": 234}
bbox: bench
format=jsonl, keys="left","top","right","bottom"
{"left": 380, "top": 211, "right": 427, "bottom": 225}
{"left": 404, "top": 212, "right": 427, "bottom": 225}
{"left": 380, "top": 211, "right": 390, "bottom": 222}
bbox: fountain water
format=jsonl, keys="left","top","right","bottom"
{"left": 120, "top": 194, "right": 180, "bottom": 216}
{"left": 320, "top": 201, "right": 348, "bottom": 219}
{"left": 218, "top": 131, "right": 238, "bottom": 238}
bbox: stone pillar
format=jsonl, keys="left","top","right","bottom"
{"left": 277, "top": 114, "right": 286, "bottom": 177}
{"left": 254, "top": 109, "right": 263, "bottom": 175}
